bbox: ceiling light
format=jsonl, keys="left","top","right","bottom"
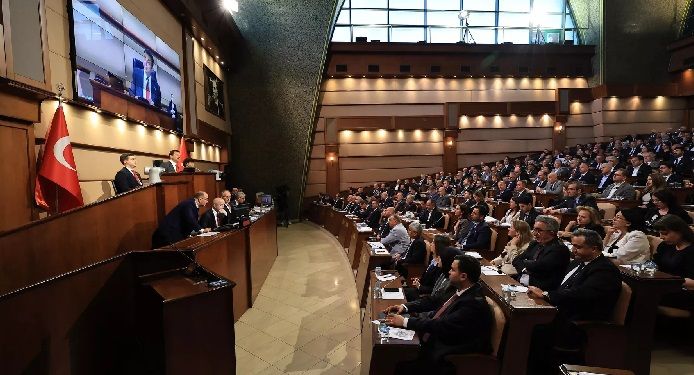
{"left": 222, "top": 0, "right": 239, "bottom": 13}
{"left": 201, "top": 37, "right": 205, "bottom": 41}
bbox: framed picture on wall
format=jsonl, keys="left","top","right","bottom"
{"left": 204, "top": 65, "right": 225, "bottom": 119}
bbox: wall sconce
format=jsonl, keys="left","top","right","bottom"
{"left": 555, "top": 124, "right": 564, "bottom": 133}
{"left": 445, "top": 138, "right": 455, "bottom": 147}
{"left": 327, "top": 153, "right": 337, "bottom": 164}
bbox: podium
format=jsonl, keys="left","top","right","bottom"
{"left": 161, "top": 173, "right": 222, "bottom": 214}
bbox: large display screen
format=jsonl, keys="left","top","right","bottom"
{"left": 70, "top": 0, "right": 182, "bottom": 122}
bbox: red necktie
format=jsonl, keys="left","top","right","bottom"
{"left": 131, "top": 170, "right": 141, "bottom": 184}
{"left": 145, "top": 76, "right": 151, "bottom": 101}
{"left": 422, "top": 293, "right": 459, "bottom": 342}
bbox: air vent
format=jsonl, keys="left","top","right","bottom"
{"left": 355, "top": 37, "right": 367, "bottom": 42}
{"left": 400, "top": 64, "right": 411, "bottom": 73}
{"left": 489, "top": 65, "right": 500, "bottom": 73}
{"left": 368, "top": 64, "right": 380, "bottom": 73}
{"left": 430, "top": 65, "right": 441, "bottom": 73}
{"left": 518, "top": 66, "right": 529, "bottom": 74}
{"left": 336, "top": 64, "right": 348, "bottom": 73}
{"left": 546, "top": 67, "right": 557, "bottom": 75}
{"left": 460, "top": 65, "right": 471, "bottom": 73}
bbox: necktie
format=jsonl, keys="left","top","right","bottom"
{"left": 422, "top": 293, "right": 460, "bottom": 342}
{"left": 214, "top": 212, "right": 219, "bottom": 227}
{"left": 145, "top": 76, "right": 151, "bottom": 101}
{"left": 131, "top": 170, "right": 142, "bottom": 184}
{"left": 561, "top": 263, "right": 585, "bottom": 288}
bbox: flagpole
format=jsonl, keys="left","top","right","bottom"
{"left": 53, "top": 83, "right": 65, "bottom": 214}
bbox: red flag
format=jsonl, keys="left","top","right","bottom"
{"left": 176, "top": 137, "right": 189, "bottom": 172}
{"left": 34, "top": 105, "right": 84, "bottom": 213}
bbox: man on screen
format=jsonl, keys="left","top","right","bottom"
{"left": 130, "top": 49, "right": 161, "bottom": 108}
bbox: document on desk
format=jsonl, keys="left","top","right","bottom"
{"left": 376, "top": 274, "right": 398, "bottom": 282}
{"left": 373, "top": 249, "right": 390, "bottom": 255}
{"left": 357, "top": 227, "right": 372, "bottom": 233}
{"left": 198, "top": 231, "right": 219, "bottom": 237}
{"left": 464, "top": 251, "right": 483, "bottom": 259}
{"left": 481, "top": 266, "right": 504, "bottom": 276}
{"left": 381, "top": 288, "right": 405, "bottom": 300}
{"left": 388, "top": 328, "right": 416, "bottom": 341}
{"left": 368, "top": 241, "right": 385, "bottom": 248}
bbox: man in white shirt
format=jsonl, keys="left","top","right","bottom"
{"left": 199, "top": 198, "right": 228, "bottom": 229}
{"left": 600, "top": 169, "right": 636, "bottom": 200}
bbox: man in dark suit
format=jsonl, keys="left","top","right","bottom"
{"left": 489, "top": 180, "right": 512, "bottom": 203}
{"left": 575, "top": 162, "right": 596, "bottom": 185}
{"left": 527, "top": 229, "right": 622, "bottom": 371}
{"left": 517, "top": 194, "right": 538, "bottom": 228}
{"left": 199, "top": 197, "right": 228, "bottom": 229}
{"left": 512, "top": 215, "right": 571, "bottom": 291}
{"left": 545, "top": 181, "right": 597, "bottom": 214}
{"left": 419, "top": 199, "right": 444, "bottom": 229}
{"left": 220, "top": 190, "right": 234, "bottom": 216}
{"left": 377, "top": 207, "right": 395, "bottom": 238}
{"left": 659, "top": 162, "right": 683, "bottom": 186}
{"left": 161, "top": 150, "right": 180, "bottom": 173}
{"left": 671, "top": 145, "right": 693, "bottom": 178}
{"left": 595, "top": 164, "right": 614, "bottom": 193}
{"left": 152, "top": 191, "right": 210, "bottom": 248}
{"left": 394, "top": 221, "right": 427, "bottom": 278}
{"left": 365, "top": 199, "right": 382, "bottom": 229}
{"left": 626, "top": 155, "right": 652, "bottom": 186}
{"left": 114, "top": 153, "right": 143, "bottom": 194}
{"left": 384, "top": 255, "right": 493, "bottom": 374}
{"left": 130, "top": 49, "right": 162, "bottom": 107}
{"left": 459, "top": 205, "right": 491, "bottom": 251}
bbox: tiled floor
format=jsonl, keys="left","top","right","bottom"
{"left": 237, "top": 221, "right": 694, "bottom": 375}
{"left": 235, "top": 222, "right": 361, "bottom": 374}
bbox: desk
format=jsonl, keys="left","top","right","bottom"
{"left": 348, "top": 222, "right": 372, "bottom": 272}
{"left": 361, "top": 271, "right": 420, "bottom": 375}
{"left": 338, "top": 214, "right": 354, "bottom": 249}
{"left": 562, "top": 364, "right": 634, "bottom": 375}
{"left": 480, "top": 273, "right": 557, "bottom": 375}
{"left": 325, "top": 209, "right": 342, "bottom": 236}
{"left": 533, "top": 193, "right": 559, "bottom": 208}
{"left": 356, "top": 243, "right": 394, "bottom": 307}
{"left": 246, "top": 210, "right": 279, "bottom": 304}
{"left": 619, "top": 267, "right": 683, "bottom": 375}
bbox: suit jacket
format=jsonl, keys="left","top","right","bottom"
{"left": 416, "top": 262, "right": 443, "bottom": 295}
{"left": 577, "top": 172, "right": 596, "bottom": 185}
{"left": 365, "top": 207, "right": 382, "bottom": 229}
{"left": 400, "top": 237, "right": 427, "bottom": 265}
{"left": 673, "top": 156, "right": 693, "bottom": 178}
{"left": 419, "top": 209, "right": 445, "bottom": 229}
{"left": 461, "top": 221, "right": 491, "bottom": 251}
{"left": 152, "top": 198, "right": 202, "bottom": 248}
{"left": 626, "top": 164, "right": 652, "bottom": 186}
{"left": 543, "top": 180, "right": 565, "bottom": 195}
{"left": 547, "top": 255, "right": 622, "bottom": 322}
{"left": 394, "top": 200, "right": 407, "bottom": 214}
{"left": 512, "top": 239, "right": 571, "bottom": 291}
{"left": 114, "top": 167, "right": 142, "bottom": 194}
{"left": 663, "top": 173, "right": 683, "bottom": 186}
{"left": 596, "top": 174, "right": 614, "bottom": 192}
{"left": 405, "top": 283, "right": 493, "bottom": 362}
{"left": 534, "top": 179, "right": 548, "bottom": 189}
{"left": 161, "top": 160, "right": 177, "bottom": 173}
{"left": 380, "top": 223, "right": 410, "bottom": 254}
{"left": 495, "top": 188, "right": 513, "bottom": 203}
{"left": 199, "top": 208, "right": 228, "bottom": 229}
{"left": 130, "top": 66, "right": 162, "bottom": 107}
{"left": 518, "top": 208, "right": 539, "bottom": 228}
{"left": 377, "top": 220, "right": 391, "bottom": 238}
{"left": 552, "top": 194, "right": 598, "bottom": 213}
{"left": 600, "top": 183, "right": 636, "bottom": 200}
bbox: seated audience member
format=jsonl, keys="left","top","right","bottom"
{"left": 659, "top": 162, "right": 682, "bottom": 186}
{"left": 181, "top": 157, "right": 197, "bottom": 172}
{"left": 394, "top": 222, "right": 427, "bottom": 278}
{"left": 199, "top": 197, "right": 228, "bottom": 229}
{"left": 220, "top": 190, "right": 234, "bottom": 215}
{"left": 603, "top": 208, "right": 651, "bottom": 264}
{"left": 576, "top": 162, "right": 596, "bottom": 184}
{"left": 152, "top": 191, "right": 210, "bottom": 248}
{"left": 645, "top": 190, "right": 693, "bottom": 231}
{"left": 405, "top": 235, "right": 449, "bottom": 301}
{"left": 627, "top": 154, "right": 652, "bottom": 186}
{"left": 499, "top": 196, "right": 520, "bottom": 225}
{"left": 600, "top": 169, "right": 636, "bottom": 200}
{"left": 380, "top": 214, "right": 410, "bottom": 256}
{"left": 513, "top": 180, "right": 533, "bottom": 202}
{"left": 488, "top": 180, "right": 513, "bottom": 203}
{"left": 403, "top": 194, "right": 418, "bottom": 213}
{"left": 458, "top": 205, "right": 492, "bottom": 250}
{"left": 472, "top": 190, "right": 486, "bottom": 206}
{"left": 393, "top": 192, "right": 406, "bottom": 213}
{"left": 653, "top": 215, "right": 694, "bottom": 310}
{"left": 513, "top": 215, "right": 571, "bottom": 290}
{"left": 451, "top": 204, "right": 472, "bottom": 243}
{"left": 671, "top": 144, "right": 693, "bottom": 178}
{"left": 419, "top": 199, "right": 445, "bottom": 229}
{"left": 365, "top": 199, "right": 382, "bottom": 229}
{"left": 558, "top": 206, "right": 605, "bottom": 239}
{"left": 235, "top": 191, "right": 247, "bottom": 207}
{"left": 161, "top": 149, "right": 181, "bottom": 173}
{"left": 595, "top": 164, "right": 614, "bottom": 193}
{"left": 491, "top": 220, "right": 533, "bottom": 275}
{"left": 434, "top": 186, "right": 451, "bottom": 208}
{"left": 517, "top": 194, "right": 539, "bottom": 228}
{"left": 332, "top": 193, "right": 345, "bottom": 210}
{"left": 377, "top": 207, "right": 395, "bottom": 238}
{"left": 527, "top": 229, "right": 622, "bottom": 371}
{"left": 640, "top": 172, "right": 666, "bottom": 208}
{"left": 536, "top": 172, "right": 564, "bottom": 196}
{"left": 114, "top": 153, "right": 143, "bottom": 194}
{"left": 545, "top": 181, "right": 597, "bottom": 214}
{"left": 533, "top": 170, "right": 548, "bottom": 189}
{"left": 384, "top": 255, "right": 492, "bottom": 374}
{"left": 409, "top": 245, "right": 458, "bottom": 304}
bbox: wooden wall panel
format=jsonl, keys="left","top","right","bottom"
{"left": 313, "top": 131, "right": 325, "bottom": 145}
{"left": 340, "top": 155, "right": 441, "bottom": 170}
{"left": 598, "top": 97, "right": 686, "bottom": 111}
{"left": 570, "top": 102, "right": 592, "bottom": 114}
{"left": 457, "top": 139, "right": 552, "bottom": 154}
{"left": 322, "top": 77, "right": 588, "bottom": 92}
{"left": 339, "top": 142, "right": 442, "bottom": 157}
{"left": 320, "top": 104, "right": 444, "bottom": 118}
{"left": 341, "top": 167, "right": 442, "bottom": 184}
{"left": 566, "top": 114, "right": 593, "bottom": 126}
{"left": 601, "top": 123, "right": 680, "bottom": 136}
{"left": 566, "top": 137, "right": 596, "bottom": 147}
{"left": 0, "top": 125, "right": 32, "bottom": 232}
{"left": 339, "top": 129, "right": 443, "bottom": 144}
{"left": 310, "top": 145, "right": 326, "bottom": 159}
{"left": 458, "top": 127, "right": 553, "bottom": 141}
{"left": 337, "top": 117, "right": 392, "bottom": 130}
{"left": 601, "top": 110, "right": 684, "bottom": 123}
{"left": 310, "top": 158, "right": 326, "bottom": 171}
{"left": 304, "top": 183, "right": 326, "bottom": 197}
{"left": 307, "top": 170, "right": 326, "bottom": 184}
{"left": 566, "top": 127, "right": 595, "bottom": 139}
{"left": 322, "top": 89, "right": 558, "bottom": 105}
{"left": 458, "top": 115, "right": 554, "bottom": 129}
{"left": 458, "top": 153, "right": 529, "bottom": 168}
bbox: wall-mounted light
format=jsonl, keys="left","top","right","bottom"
{"left": 555, "top": 124, "right": 564, "bottom": 133}
{"left": 446, "top": 138, "right": 455, "bottom": 147}
{"left": 327, "top": 153, "right": 337, "bottom": 163}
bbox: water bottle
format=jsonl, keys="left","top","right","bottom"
{"left": 378, "top": 320, "right": 390, "bottom": 340}
{"left": 374, "top": 280, "right": 382, "bottom": 299}
{"left": 375, "top": 266, "right": 382, "bottom": 277}
{"left": 642, "top": 260, "right": 658, "bottom": 277}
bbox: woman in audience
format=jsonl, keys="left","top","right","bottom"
{"left": 640, "top": 172, "right": 666, "bottom": 208}
{"left": 603, "top": 208, "right": 651, "bottom": 264}
{"left": 500, "top": 196, "right": 521, "bottom": 225}
{"left": 451, "top": 204, "right": 471, "bottom": 243}
{"left": 423, "top": 246, "right": 458, "bottom": 302}
{"left": 653, "top": 215, "right": 694, "bottom": 310}
{"left": 491, "top": 220, "right": 532, "bottom": 275}
{"left": 645, "top": 190, "right": 693, "bottom": 232}
{"left": 405, "top": 235, "right": 448, "bottom": 301}
{"left": 558, "top": 206, "right": 606, "bottom": 239}
{"left": 472, "top": 191, "right": 486, "bottom": 207}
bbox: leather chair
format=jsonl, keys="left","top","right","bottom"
{"left": 445, "top": 296, "right": 506, "bottom": 374}
{"left": 476, "top": 227, "right": 498, "bottom": 260}
{"left": 570, "top": 281, "right": 632, "bottom": 369}
{"left": 646, "top": 234, "right": 662, "bottom": 258}
{"left": 597, "top": 202, "right": 617, "bottom": 220}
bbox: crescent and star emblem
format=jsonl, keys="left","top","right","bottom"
{"left": 53, "top": 136, "right": 77, "bottom": 171}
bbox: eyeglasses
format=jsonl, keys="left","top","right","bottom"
{"left": 532, "top": 228, "right": 551, "bottom": 233}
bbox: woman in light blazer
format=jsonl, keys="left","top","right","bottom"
{"left": 491, "top": 220, "right": 532, "bottom": 275}
{"left": 603, "top": 208, "right": 651, "bottom": 264}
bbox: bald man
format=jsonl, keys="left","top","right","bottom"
{"left": 152, "top": 191, "right": 210, "bottom": 248}
{"left": 199, "top": 197, "right": 228, "bottom": 229}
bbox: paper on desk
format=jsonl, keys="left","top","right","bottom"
{"left": 388, "top": 328, "right": 416, "bottom": 341}
{"left": 381, "top": 288, "right": 405, "bottom": 300}
{"left": 507, "top": 285, "right": 528, "bottom": 293}
{"left": 198, "top": 231, "right": 219, "bottom": 237}
{"left": 464, "top": 251, "right": 483, "bottom": 259}
{"left": 482, "top": 266, "right": 503, "bottom": 276}
{"left": 484, "top": 216, "right": 498, "bottom": 224}
{"left": 374, "top": 249, "right": 390, "bottom": 255}
{"left": 358, "top": 227, "right": 373, "bottom": 233}
{"left": 376, "top": 274, "right": 398, "bottom": 282}
{"left": 368, "top": 241, "right": 385, "bottom": 248}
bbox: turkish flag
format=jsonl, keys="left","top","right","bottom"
{"left": 176, "top": 136, "right": 189, "bottom": 172}
{"left": 34, "top": 105, "right": 84, "bottom": 213}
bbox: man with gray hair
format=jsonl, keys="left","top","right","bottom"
{"left": 512, "top": 215, "right": 570, "bottom": 290}
{"left": 394, "top": 221, "right": 427, "bottom": 278}
{"left": 380, "top": 214, "right": 410, "bottom": 255}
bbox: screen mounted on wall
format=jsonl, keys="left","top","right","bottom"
{"left": 70, "top": 0, "right": 182, "bottom": 124}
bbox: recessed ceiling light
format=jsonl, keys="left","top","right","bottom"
{"left": 201, "top": 37, "right": 205, "bottom": 41}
